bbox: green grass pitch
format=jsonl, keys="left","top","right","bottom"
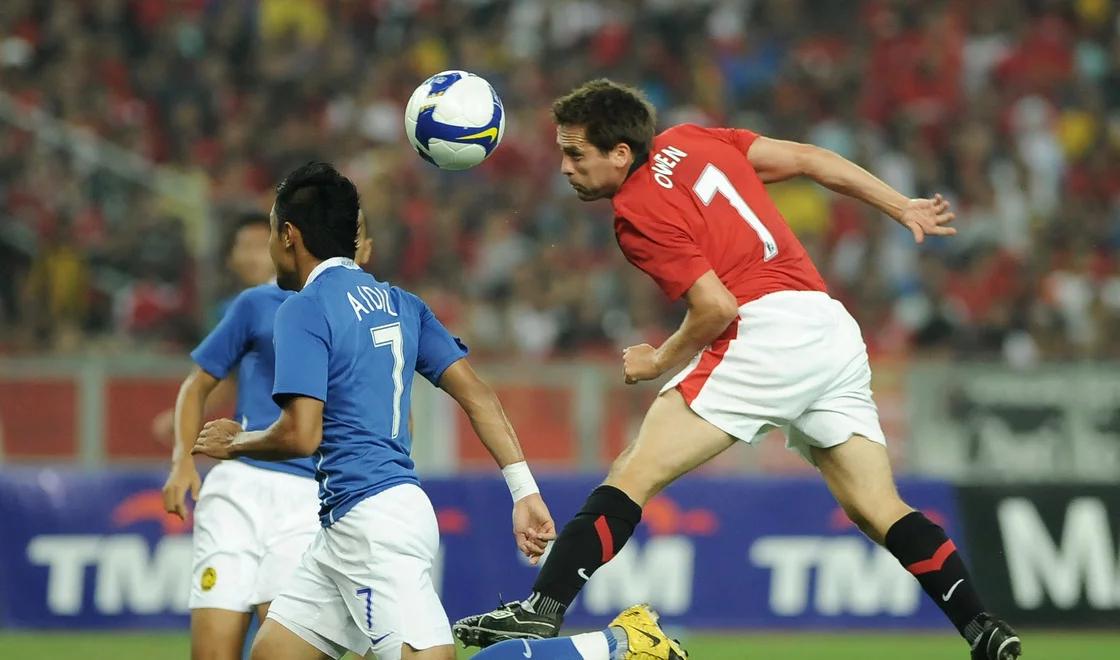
{"left": 1, "top": 631, "right": 1116, "bottom": 659}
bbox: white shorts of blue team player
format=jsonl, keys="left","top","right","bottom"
{"left": 267, "top": 483, "right": 452, "bottom": 659}
{"left": 190, "top": 460, "right": 321, "bottom": 611}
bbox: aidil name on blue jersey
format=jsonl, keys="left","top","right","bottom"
{"left": 346, "top": 282, "right": 398, "bottom": 320}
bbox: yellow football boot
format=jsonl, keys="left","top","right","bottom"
{"left": 609, "top": 604, "right": 688, "bottom": 660}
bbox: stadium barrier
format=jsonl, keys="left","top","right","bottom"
{"left": 0, "top": 358, "right": 911, "bottom": 475}
{"left": 20, "top": 359, "right": 1120, "bottom": 481}
{"left": 1, "top": 467, "right": 963, "bottom": 630}
{"left": 907, "top": 363, "right": 1120, "bottom": 481}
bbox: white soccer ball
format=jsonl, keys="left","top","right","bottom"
{"left": 404, "top": 70, "right": 505, "bottom": 170}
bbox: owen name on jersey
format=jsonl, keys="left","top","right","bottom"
{"left": 612, "top": 124, "right": 827, "bottom": 304}
{"left": 651, "top": 145, "right": 689, "bottom": 189}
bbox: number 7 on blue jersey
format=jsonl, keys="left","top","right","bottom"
{"left": 371, "top": 323, "right": 404, "bottom": 438}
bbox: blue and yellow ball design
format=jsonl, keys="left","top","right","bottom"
{"left": 404, "top": 70, "right": 505, "bottom": 170}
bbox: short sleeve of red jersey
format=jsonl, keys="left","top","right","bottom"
{"left": 704, "top": 127, "right": 760, "bottom": 154}
{"left": 615, "top": 212, "right": 713, "bottom": 300}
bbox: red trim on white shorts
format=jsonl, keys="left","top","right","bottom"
{"left": 677, "top": 320, "right": 739, "bottom": 405}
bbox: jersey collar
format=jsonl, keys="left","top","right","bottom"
{"left": 622, "top": 150, "right": 650, "bottom": 186}
{"left": 628, "top": 150, "right": 649, "bottom": 175}
{"left": 305, "top": 257, "right": 361, "bottom": 287}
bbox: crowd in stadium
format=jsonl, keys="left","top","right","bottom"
{"left": 1, "top": 0, "right": 1118, "bottom": 364}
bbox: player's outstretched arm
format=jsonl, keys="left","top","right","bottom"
{"left": 191, "top": 396, "right": 323, "bottom": 461}
{"left": 161, "top": 366, "right": 217, "bottom": 520}
{"left": 438, "top": 359, "right": 557, "bottom": 564}
{"left": 746, "top": 136, "right": 956, "bottom": 243}
{"left": 438, "top": 360, "right": 524, "bottom": 467}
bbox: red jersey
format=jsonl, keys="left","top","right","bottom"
{"left": 612, "top": 124, "right": 827, "bottom": 303}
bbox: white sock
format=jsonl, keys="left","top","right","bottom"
{"left": 569, "top": 631, "right": 612, "bottom": 659}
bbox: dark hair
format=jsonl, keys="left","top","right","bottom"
{"left": 552, "top": 79, "right": 656, "bottom": 157}
{"left": 234, "top": 211, "right": 271, "bottom": 234}
{"left": 224, "top": 212, "right": 270, "bottom": 256}
{"left": 274, "top": 162, "right": 360, "bottom": 260}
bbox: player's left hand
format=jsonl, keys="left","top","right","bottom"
{"left": 623, "top": 343, "right": 663, "bottom": 384}
{"left": 191, "top": 418, "right": 243, "bottom": 460}
{"left": 512, "top": 493, "right": 557, "bottom": 566}
{"left": 898, "top": 193, "right": 956, "bottom": 244}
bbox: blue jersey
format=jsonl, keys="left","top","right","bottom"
{"left": 190, "top": 283, "right": 316, "bottom": 478}
{"left": 272, "top": 258, "right": 468, "bottom": 526}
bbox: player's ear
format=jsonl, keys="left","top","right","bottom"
{"left": 354, "top": 211, "right": 372, "bottom": 265}
{"left": 355, "top": 237, "right": 373, "bottom": 266}
{"left": 611, "top": 142, "right": 632, "bottom": 167}
{"left": 280, "top": 221, "right": 300, "bottom": 250}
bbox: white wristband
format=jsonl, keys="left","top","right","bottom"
{"left": 501, "top": 461, "right": 539, "bottom": 502}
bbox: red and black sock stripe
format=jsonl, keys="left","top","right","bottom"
{"left": 885, "top": 511, "right": 986, "bottom": 637}
{"left": 530, "top": 485, "right": 642, "bottom": 614}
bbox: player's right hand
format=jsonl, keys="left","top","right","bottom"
{"left": 191, "top": 418, "right": 243, "bottom": 460}
{"left": 162, "top": 461, "right": 201, "bottom": 521}
{"left": 512, "top": 493, "right": 557, "bottom": 566}
{"left": 898, "top": 193, "right": 956, "bottom": 243}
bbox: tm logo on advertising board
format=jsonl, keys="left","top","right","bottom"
{"left": 999, "top": 497, "right": 1120, "bottom": 610}
{"left": 27, "top": 489, "right": 192, "bottom": 616}
{"left": 746, "top": 508, "right": 944, "bottom": 618}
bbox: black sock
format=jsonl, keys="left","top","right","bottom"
{"left": 885, "top": 511, "right": 986, "bottom": 639}
{"left": 529, "top": 485, "right": 642, "bottom": 615}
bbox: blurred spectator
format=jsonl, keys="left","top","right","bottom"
{"left": 23, "top": 219, "right": 88, "bottom": 351}
{"left": 0, "top": 0, "right": 1117, "bottom": 362}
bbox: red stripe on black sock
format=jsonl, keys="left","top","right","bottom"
{"left": 594, "top": 515, "right": 615, "bottom": 562}
{"left": 906, "top": 539, "right": 957, "bottom": 576}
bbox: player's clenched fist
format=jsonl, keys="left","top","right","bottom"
{"left": 191, "top": 418, "right": 243, "bottom": 460}
{"left": 623, "top": 343, "right": 663, "bottom": 384}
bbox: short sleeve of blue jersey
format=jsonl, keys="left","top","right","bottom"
{"left": 272, "top": 294, "right": 330, "bottom": 403}
{"left": 190, "top": 290, "right": 255, "bottom": 379}
{"left": 411, "top": 292, "right": 469, "bottom": 385}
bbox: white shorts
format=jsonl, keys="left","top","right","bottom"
{"left": 190, "top": 460, "right": 320, "bottom": 611}
{"left": 266, "top": 483, "right": 452, "bottom": 660}
{"left": 662, "top": 290, "right": 886, "bottom": 464}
